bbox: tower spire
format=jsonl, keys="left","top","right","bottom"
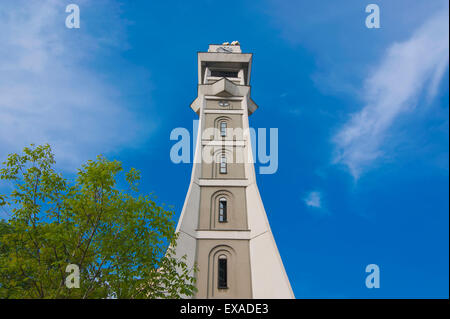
{"left": 174, "top": 43, "right": 294, "bottom": 298}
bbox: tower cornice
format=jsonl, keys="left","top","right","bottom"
{"left": 190, "top": 78, "right": 259, "bottom": 115}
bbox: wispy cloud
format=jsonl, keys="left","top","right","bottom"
{"left": 0, "top": 0, "right": 152, "bottom": 169}
{"left": 304, "top": 191, "right": 322, "bottom": 208}
{"left": 333, "top": 8, "right": 449, "bottom": 178}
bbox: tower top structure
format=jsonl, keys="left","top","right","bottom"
{"left": 208, "top": 41, "right": 242, "bottom": 53}
{"left": 190, "top": 42, "right": 258, "bottom": 115}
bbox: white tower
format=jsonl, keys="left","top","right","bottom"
{"left": 174, "top": 43, "right": 294, "bottom": 299}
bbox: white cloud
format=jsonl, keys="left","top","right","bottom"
{"left": 304, "top": 191, "right": 322, "bottom": 208}
{"left": 0, "top": 0, "right": 152, "bottom": 169}
{"left": 333, "top": 7, "right": 449, "bottom": 178}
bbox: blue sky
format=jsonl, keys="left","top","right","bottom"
{"left": 0, "top": 0, "right": 448, "bottom": 298}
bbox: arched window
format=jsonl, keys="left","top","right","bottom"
{"left": 218, "top": 197, "right": 227, "bottom": 222}
{"left": 220, "top": 155, "right": 227, "bottom": 174}
{"left": 218, "top": 255, "right": 228, "bottom": 289}
{"left": 220, "top": 121, "right": 227, "bottom": 137}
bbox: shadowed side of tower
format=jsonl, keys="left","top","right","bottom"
{"left": 174, "top": 43, "right": 294, "bottom": 299}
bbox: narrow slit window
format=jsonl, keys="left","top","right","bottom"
{"left": 218, "top": 255, "right": 228, "bottom": 289}
{"left": 220, "top": 155, "right": 227, "bottom": 174}
{"left": 219, "top": 198, "right": 227, "bottom": 222}
{"left": 218, "top": 100, "right": 230, "bottom": 107}
{"left": 220, "top": 122, "right": 227, "bottom": 137}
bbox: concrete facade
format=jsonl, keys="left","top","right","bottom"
{"left": 174, "top": 43, "right": 294, "bottom": 299}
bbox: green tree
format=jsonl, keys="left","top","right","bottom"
{"left": 0, "top": 144, "right": 196, "bottom": 298}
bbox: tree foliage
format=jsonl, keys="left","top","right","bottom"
{"left": 0, "top": 144, "right": 196, "bottom": 298}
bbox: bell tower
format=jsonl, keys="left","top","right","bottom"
{"left": 174, "top": 42, "right": 294, "bottom": 299}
